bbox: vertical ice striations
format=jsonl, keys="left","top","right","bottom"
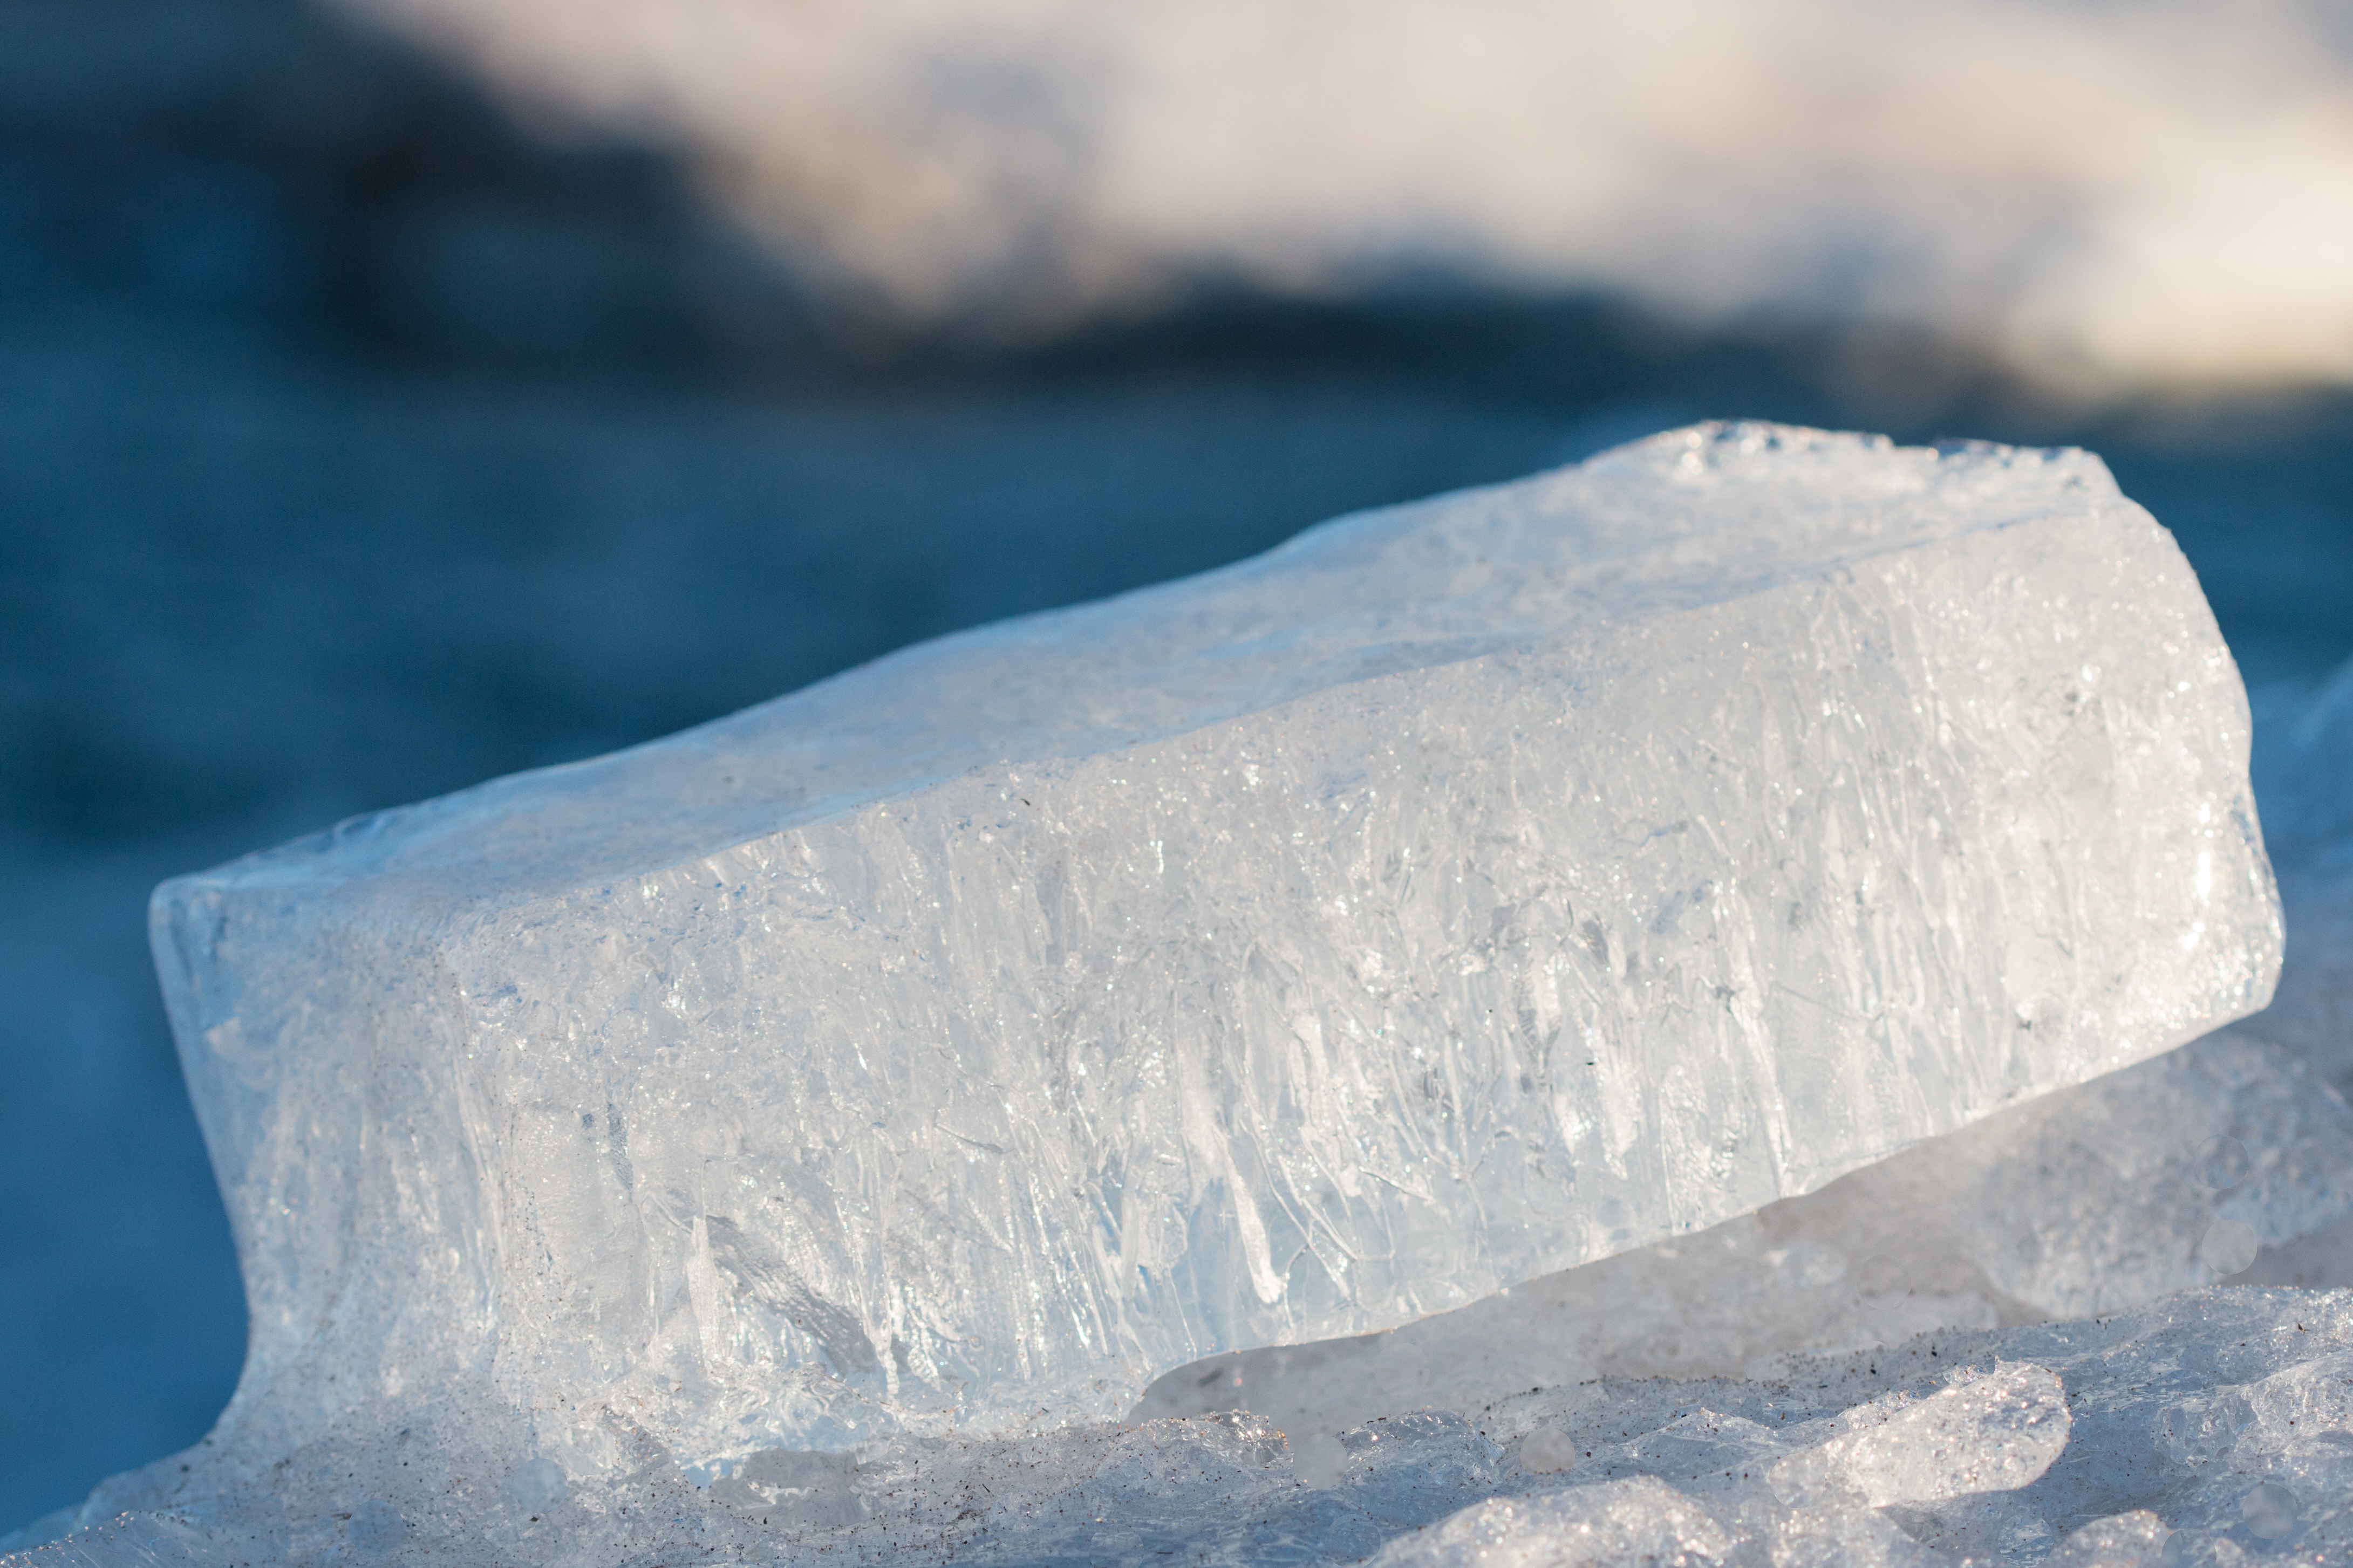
{"left": 152, "top": 423, "right": 2279, "bottom": 1478}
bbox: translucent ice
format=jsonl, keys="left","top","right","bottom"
{"left": 1137, "top": 1028, "right": 2353, "bottom": 1442}
{"left": 1373, "top": 1362, "right": 2070, "bottom": 1566}
{"left": 1767, "top": 1360, "right": 2070, "bottom": 1507}
{"left": 138, "top": 423, "right": 2276, "bottom": 1494}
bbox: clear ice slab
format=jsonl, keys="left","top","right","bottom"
{"left": 1135, "top": 1026, "right": 2353, "bottom": 1449}
{"left": 150, "top": 423, "right": 2279, "bottom": 1480}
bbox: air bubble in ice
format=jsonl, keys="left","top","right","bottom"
{"left": 2198, "top": 1134, "right": 2252, "bottom": 1190}
{"left": 1853, "top": 1253, "right": 1908, "bottom": 1297}
{"left": 2199, "top": 1218, "right": 2260, "bottom": 1276}
{"left": 1293, "top": 1433, "right": 1351, "bottom": 1488}
{"left": 1518, "top": 1427, "right": 1578, "bottom": 1474}
{"left": 1776, "top": 1361, "right": 2069, "bottom": 1509}
{"left": 2243, "top": 1481, "right": 2300, "bottom": 1539}
{"left": 503, "top": 1459, "right": 565, "bottom": 1512}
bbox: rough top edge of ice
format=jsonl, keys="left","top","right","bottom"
{"left": 175, "top": 422, "right": 2136, "bottom": 912}
{"left": 149, "top": 420, "right": 2283, "bottom": 1473}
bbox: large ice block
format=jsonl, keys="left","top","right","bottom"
{"left": 152, "top": 423, "right": 2278, "bottom": 1477}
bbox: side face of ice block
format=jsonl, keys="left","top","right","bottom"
{"left": 152, "top": 424, "right": 2280, "bottom": 1474}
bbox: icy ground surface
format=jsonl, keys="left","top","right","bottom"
{"left": 13, "top": 425, "right": 2351, "bottom": 1565}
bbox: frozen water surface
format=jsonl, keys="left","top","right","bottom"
{"left": 7, "top": 422, "right": 2322, "bottom": 1565}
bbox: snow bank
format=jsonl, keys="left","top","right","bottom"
{"left": 337, "top": 0, "right": 2353, "bottom": 390}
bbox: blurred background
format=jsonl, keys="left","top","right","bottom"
{"left": 4, "top": 0, "right": 2351, "bottom": 1535}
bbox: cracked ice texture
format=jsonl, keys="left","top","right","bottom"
{"left": 152, "top": 423, "right": 2279, "bottom": 1475}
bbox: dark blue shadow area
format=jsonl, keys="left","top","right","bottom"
{"left": 4, "top": 0, "right": 2353, "bottom": 1542}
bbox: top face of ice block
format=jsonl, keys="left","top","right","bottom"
{"left": 210, "top": 422, "right": 2195, "bottom": 908}
{"left": 155, "top": 423, "right": 2279, "bottom": 1476}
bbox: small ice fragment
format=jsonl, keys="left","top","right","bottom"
{"left": 1517, "top": 1427, "right": 1577, "bottom": 1474}
{"left": 2198, "top": 1134, "right": 2251, "bottom": 1190}
{"left": 1772, "top": 1361, "right": 2070, "bottom": 1508}
{"left": 2243, "top": 1481, "right": 2299, "bottom": 1539}
{"left": 2198, "top": 1218, "right": 2260, "bottom": 1275}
